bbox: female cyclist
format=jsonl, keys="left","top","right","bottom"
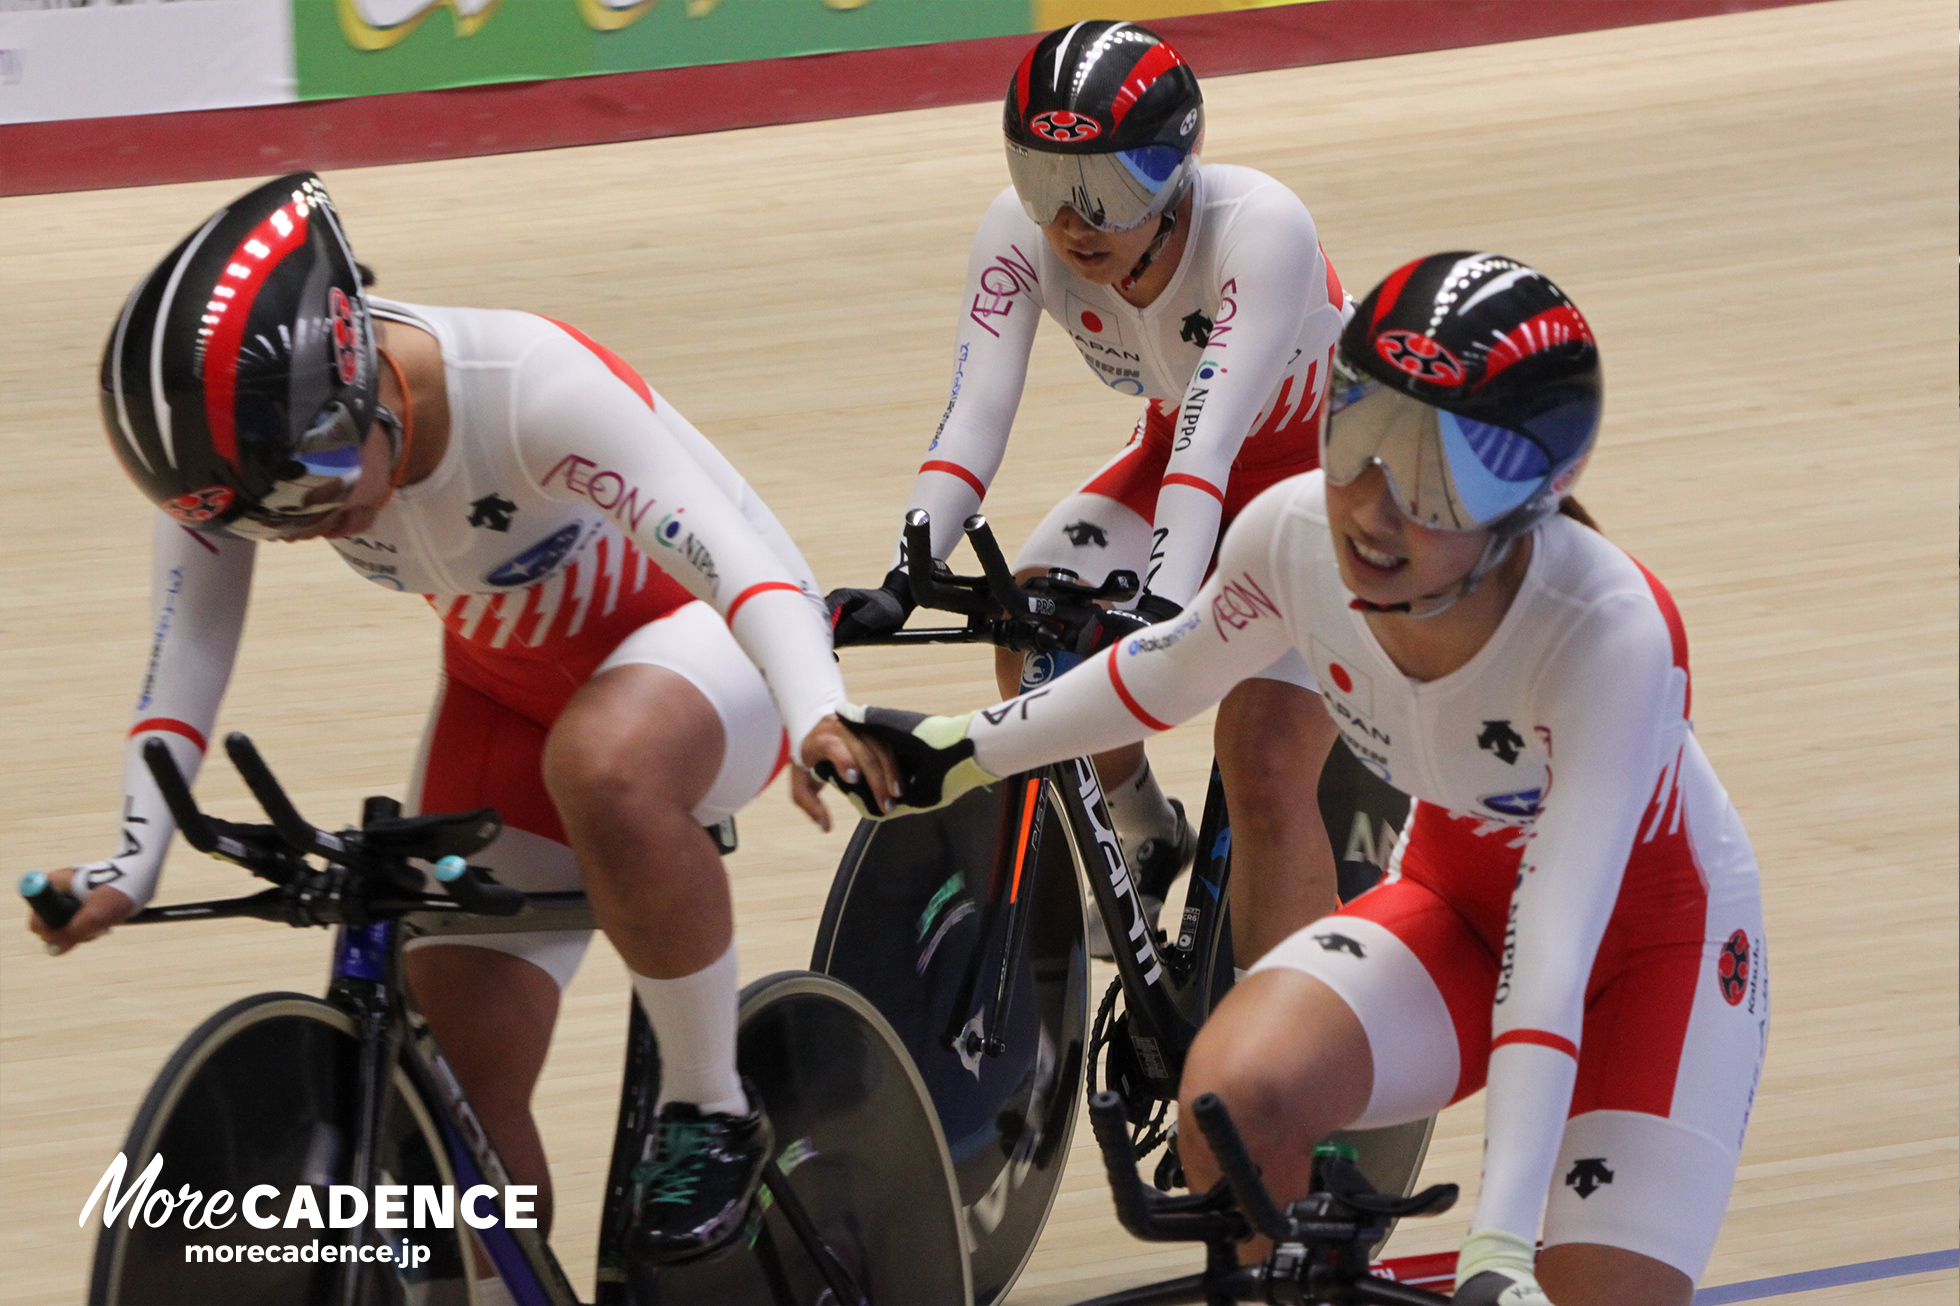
{"left": 823, "top": 20, "right": 1352, "bottom": 961}
{"left": 29, "top": 173, "right": 892, "bottom": 1275}
{"left": 815, "top": 253, "right": 1768, "bottom": 1305}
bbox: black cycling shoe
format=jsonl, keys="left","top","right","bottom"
{"left": 1090, "top": 798, "right": 1196, "bottom": 961}
{"left": 627, "top": 1092, "right": 774, "bottom": 1265}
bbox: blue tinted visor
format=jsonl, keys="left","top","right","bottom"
{"left": 1323, "top": 380, "right": 1552, "bottom": 530}
{"left": 1006, "top": 140, "right": 1195, "bottom": 232}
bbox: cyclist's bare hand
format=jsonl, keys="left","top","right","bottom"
{"left": 26, "top": 867, "right": 135, "bottom": 955}
{"left": 796, "top": 714, "right": 901, "bottom": 830}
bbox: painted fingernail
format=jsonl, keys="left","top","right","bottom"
{"left": 844, "top": 768, "right": 861, "bottom": 783}
{"left": 882, "top": 798, "right": 894, "bottom": 813}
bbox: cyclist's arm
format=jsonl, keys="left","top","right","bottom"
{"left": 963, "top": 486, "right": 1300, "bottom": 773}
{"left": 898, "top": 188, "right": 1044, "bottom": 563}
{"left": 81, "top": 516, "right": 256, "bottom": 910}
{"left": 1147, "top": 187, "right": 1334, "bottom": 605}
{"left": 1471, "top": 599, "right": 1686, "bottom": 1245}
{"left": 515, "top": 335, "right": 846, "bottom": 752}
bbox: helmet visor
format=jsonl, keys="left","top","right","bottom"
{"left": 1006, "top": 141, "right": 1190, "bottom": 232}
{"left": 1322, "top": 379, "right": 1551, "bottom": 531}
{"left": 224, "top": 401, "right": 380, "bottom": 540}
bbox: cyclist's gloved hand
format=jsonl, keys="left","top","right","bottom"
{"left": 825, "top": 567, "right": 915, "bottom": 647}
{"left": 1452, "top": 1230, "right": 1549, "bottom": 1306}
{"left": 25, "top": 864, "right": 136, "bottom": 956}
{"left": 819, "top": 705, "right": 998, "bottom": 820}
{"left": 1083, "top": 591, "right": 1182, "bottom": 654}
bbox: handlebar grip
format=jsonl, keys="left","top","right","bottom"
{"left": 1191, "top": 1092, "right": 1296, "bottom": 1241}
{"left": 1088, "top": 1092, "right": 1158, "bottom": 1239}
{"left": 142, "top": 738, "right": 220, "bottom": 853}
{"left": 433, "top": 856, "right": 526, "bottom": 918}
{"left": 20, "top": 872, "right": 81, "bottom": 930}
{"left": 226, "top": 733, "right": 340, "bottom": 856}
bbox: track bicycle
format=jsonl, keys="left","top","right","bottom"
{"left": 26, "top": 734, "right": 971, "bottom": 1306}
{"left": 816, "top": 510, "right": 1428, "bottom": 1304}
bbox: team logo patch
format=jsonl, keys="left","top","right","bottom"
{"left": 1717, "top": 929, "right": 1750, "bottom": 1005}
{"left": 1029, "top": 110, "right": 1101, "bottom": 143}
{"left": 328, "top": 286, "right": 360, "bottom": 385}
{"left": 1480, "top": 788, "right": 1543, "bottom": 818}
{"left": 1375, "top": 330, "right": 1465, "bottom": 385}
{"left": 485, "top": 522, "right": 582, "bottom": 588}
{"left": 161, "top": 485, "right": 234, "bottom": 524}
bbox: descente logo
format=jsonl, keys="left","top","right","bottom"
{"left": 80, "top": 1152, "right": 539, "bottom": 1232}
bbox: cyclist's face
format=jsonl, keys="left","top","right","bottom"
{"left": 1324, "top": 464, "right": 1489, "bottom": 609}
{"left": 1041, "top": 206, "right": 1160, "bottom": 284}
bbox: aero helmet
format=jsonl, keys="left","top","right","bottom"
{"left": 1325, "top": 252, "right": 1602, "bottom": 609}
{"left": 101, "top": 172, "right": 394, "bottom": 540}
{"left": 1003, "top": 21, "right": 1204, "bottom": 233}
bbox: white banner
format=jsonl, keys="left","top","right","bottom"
{"left": 0, "top": 0, "right": 294, "bottom": 126}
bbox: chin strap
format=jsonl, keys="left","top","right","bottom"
{"left": 1119, "top": 209, "right": 1180, "bottom": 292}
{"left": 377, "top": 346, "right": 416, "bottom": 489}
{"left": 1348, "top": 532, "right": 1521, "bottom": 621}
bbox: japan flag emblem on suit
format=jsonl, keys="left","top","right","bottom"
{"left": 1065, "top": 291, "right": 1130, "bottom": 351}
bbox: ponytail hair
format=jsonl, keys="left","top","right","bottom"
{"left": 1557, "top": 496, "right": 1599, "bottom": 532}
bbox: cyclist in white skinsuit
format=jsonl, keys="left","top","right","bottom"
{"left": 34, "top": 174, "right": 890, "bottom": 1275}
{"left": 814, "top": 255, "right": 1766, "bottom": 1306}
{"left": 824, "top": 21, "right": 1348, "bottom": 962}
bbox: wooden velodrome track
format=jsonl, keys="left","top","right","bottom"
{"left": 1, "top": 1, "right": 1952, "bottom": 1301}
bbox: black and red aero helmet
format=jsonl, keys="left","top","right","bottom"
{"left": 100, "top": 172, "right": 388, "bottom": 540}
{"left": 1003, "top": 21, "right": 1203, "bottom": 231}
{"left": 1326, "top": 252, "right": 1602, "bottom": 536}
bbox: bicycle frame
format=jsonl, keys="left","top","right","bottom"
{"left": 324, "top": 914, "right": 582, "bottom": 1306}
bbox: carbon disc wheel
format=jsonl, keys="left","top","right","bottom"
{"left": 638, "top": 972, "right": 973, "bottom": 1305}
{"left": 813, "top": 780, "right": 1089, "bottom": 1305}
{"left": 88, "top": 992, "right": 471, "bottom": 1306}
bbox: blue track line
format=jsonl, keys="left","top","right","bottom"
{"left": 1694, "top": 1249, "right": 1960, "bottom": 1303}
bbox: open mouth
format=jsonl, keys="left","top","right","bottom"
{"left": 1347, "top": 534, "right": 1408, "bottom": 575}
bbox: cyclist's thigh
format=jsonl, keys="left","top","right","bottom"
{"left": 1014, "top": 437, "right": 1166, "bottom": 595}
{"left": 1253, "top": 877, "right": 1496, "bottom": 1129}
{"left": 405, "top": 673, "right": 592, "bottom": 987}
{"left": 1544, "top": 870, "right": 1767, "bottom": 1281}
{"left": 592, "top": 599, "right": 789, "bottom": 826}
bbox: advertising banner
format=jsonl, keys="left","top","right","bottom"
{"left": 295, "top": 0, "right": 1321, "bottom": 101}
{"left": 0, "top": 0, "right": 294, "bottom": 126}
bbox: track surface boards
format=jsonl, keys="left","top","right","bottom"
{"left": 2, "top": 2, "right": 1953, "bottom": 1302}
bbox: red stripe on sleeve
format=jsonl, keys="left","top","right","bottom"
{"left": 1323, "top": 245, "right": 1344, "bottom": 308}
{"left": 1630, "top": 555, "right": 1692, "bottom": 717}
{"left": 1491, "top": 1028, "right": 1579, "bottom": 1060}
{"left": 1160, "top": 472, "right": 1224, "bottom": 504}
{"left": 542, "top": 316, "right": 656, "bottom": 411}
{"left": 726, "top": 581, "right": 803, "bottom": 626}
{"left": 128, "top": 718, "right": 209, "bottom": 752}
{"left": 919, "top": 460, "right": 986, "bottom": 500}
{"left": 1104, "top": 647, "right": 1172, "bottom": 732}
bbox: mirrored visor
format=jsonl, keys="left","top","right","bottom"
{"left": 225, "top": 403, "right": 378, "bottom": 541}
{"left": 1322, "top": 380, "right": 1551, "bottom": 531}
{"left": 1005, "top": 142, "right": 1188, "bottom": 232}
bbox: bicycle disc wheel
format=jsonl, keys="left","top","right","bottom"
{"left": 813, "top": 780, "right": 1088, "bottom": 1305}
{"left": 641, "top": 972, "right": 972, "bottom": 1306}
{"left": 89, "top": 992, "right": 471, "bottom": 1306}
